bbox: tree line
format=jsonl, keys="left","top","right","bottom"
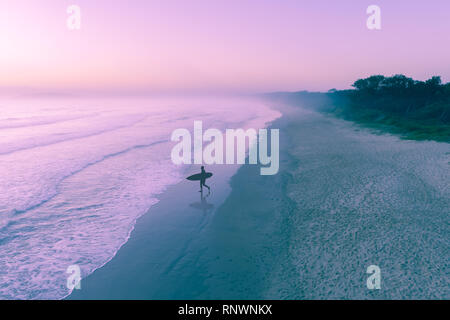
{"left": 344, "top": 74, "right": 450, "bottom": 123}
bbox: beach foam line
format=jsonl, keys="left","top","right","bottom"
{"left": 0, "top": 114, "right": 148, "bottom": 156}
{"left": 0, "top": 139, "right": 168, "bottom": 221}
{"left": 0, "top": 112, "right": 99, "bottom": 130}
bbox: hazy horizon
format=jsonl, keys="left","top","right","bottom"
{"left": 1, "top": 0, "right": 450, "bottom": 95}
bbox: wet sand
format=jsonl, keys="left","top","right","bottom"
{"left": 69, "top": 103, "right": 449, "bottom": 300}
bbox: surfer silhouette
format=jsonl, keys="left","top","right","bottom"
{"left": 199, "top": 166, "right": 211, "bottom": 193}
{"left": 186, "top": 166, "right": 212, "bottom": 193}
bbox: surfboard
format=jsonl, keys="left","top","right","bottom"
{"left": 186, "top": 172, "right": 213, "bottom": 181}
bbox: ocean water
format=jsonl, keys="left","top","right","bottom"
{"left": 0, "top": 96, "right": 280, "bottom": 299}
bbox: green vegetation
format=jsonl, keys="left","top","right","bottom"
{"left": 271, "top": 75, "right": 450, "bottom": 142}
{"left": 330, "top": 75, "right": 450, "bottom": 142}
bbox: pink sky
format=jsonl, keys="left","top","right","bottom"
{"left": 1, "top": 0, "right": 449, "bottom": 94}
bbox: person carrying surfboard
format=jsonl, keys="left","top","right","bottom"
{"left": 186, "top": 166, "right": 212, "bottom": 193}
{"left": 199, "top": 166, "right": 211, "bottom": 193}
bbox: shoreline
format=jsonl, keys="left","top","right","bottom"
{"left": 69, "top": 102, "right": 449, "bottom": 299}
{"left": 67, "top": 162, "right": 242, "bottom": 299}
{"left": 67, "top": 103, "right": 291, "bottom": 300}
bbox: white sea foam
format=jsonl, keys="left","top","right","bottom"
{"left": 0, "top": 96, "right": 280, "bottom": 299}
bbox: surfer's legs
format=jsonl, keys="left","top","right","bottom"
{"left": 202, "top": 182, "right": 210, "bottom": 191}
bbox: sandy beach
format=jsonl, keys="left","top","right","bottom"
{"left": 69, "top": 103, "right": 449, "bottom": 300}
{"left": 4, "top": 1, "right": 450, "bottom": 304}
